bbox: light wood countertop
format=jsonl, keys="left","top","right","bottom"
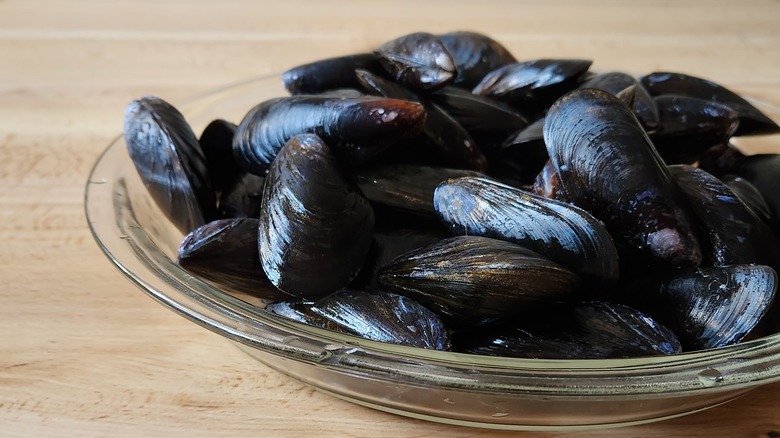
{"left": 3, "top": 0, "right": 780, "bottom": 436}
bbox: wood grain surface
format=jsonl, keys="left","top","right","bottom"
{"left": 2, "top": 0, "right": 780, "bottom": 436}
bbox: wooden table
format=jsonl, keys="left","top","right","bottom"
{"left": 3, "top": 0, "right": 780, "bottom": 436}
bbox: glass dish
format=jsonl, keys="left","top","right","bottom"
{"left": 85, "top": 74, "right": 780, "bottom": 431}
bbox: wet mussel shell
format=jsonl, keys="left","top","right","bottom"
{"left": 232, "top": 95, "right": 426, "bottom": 174}
{"left": 258, "top": 134, "right": 374, "bottom": 297}
{"left": 625, "top": 265, "right": 778, "bottom": 350}
{"left": 670, "top": 165, "right": 780, "bottom": 269}
{"left": 375, "top": 32, "right": 456, "bottom": 91}
{"left": 455, "top": 301, "right": 682, "bottom": 359}
{"left": 434, "top": 177, "right": 619, "bottom": 290}
{"left": 124, "top": 96, "right": 216, "bottom": 233}
{"left": 377, "top": 235, "right": 580, "bottom": 327}
{"left": 579, "top": 72, "right": 659, "bottom": 132}
{"left": 177, "top": 218, "right": 288, "bottom": 301}
{"left": 544, "top": 88, "right": 702, "bottom": 266}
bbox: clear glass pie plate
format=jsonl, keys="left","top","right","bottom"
{"left": 85, "top": 74, "right": 780, "bottom": 431}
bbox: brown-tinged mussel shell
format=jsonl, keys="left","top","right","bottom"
{"left": 124, "top": 96, "right": 216, "bottom": 233}
{"left": 355, "top": 69, "right": 489, "bottom": 171}
{"left": 282, "top": 53, "right": 382, "bottom": 95}
{"left": 669, "top": 165, "right": 780, "bottom": 269}
{"left": 639, "top": 71, "right": 780, "bottom": 136}
{"left": 455, "top": 301, "right": 681, "bottom": 359}
{"left": 624, "top": 265, "right": 777, "bottom": 350}
{"left": 472, "top": 59, "right": 592, "bottom": 114}
{"left": 650, "top": 95, "right": 739, "bottom": 164}
{"left": 217, "top": 172, "right": 265, "bottom": 219}
{"left": 177, "top": 218, "right": 288, "bottom": 300}
{"left": 377, "top": 235, "right": 580, "bottom": 327}
{"left": 353, "top": 163, "right": 483, "bottom": 222}
{"left": 437, "top": 31, "right": 517, "bottom": 89}
{"left": 721, "top": 175, "right": 773, "bottom": 226}
{"left": 258, "top": 134, "right": 374, "bottom": 298}
{"left": 232, "top": 95, "right": 426, "bottom": 174}
{"left": 531, "top": 159, "right": 568, "bottom": 200}
{"left": 434, "top": 177, "right": 618, "bottom": 290}
{"left": 375, "top": 32, "right": 456, "bottom": 91}
{"left": 543, "top": 88, "right": 702, "bottom": 266}
{"left": 199, "top": 119, "right": 240, "bottom": 191}
{"left": 580, "top": 72, "right": 659, "bottom": 132}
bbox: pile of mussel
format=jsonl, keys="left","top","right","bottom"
{"left": 124, "top": 31, "right": 780, "bottom": 359}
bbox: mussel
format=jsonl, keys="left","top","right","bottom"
{"left": 579, "top": 72, "right": 659, "bottom": 132}
{"left": 721, "top": 175, "right": 773, "bottom": 226}
{"left": 177, "top": 218, "right": 287, "bottom": 300}
{"left": 217, "top": 172, "right": 265, "bottom": 219}
{"left": 282, "top": 53, "right": 382, "bottom": 95}
{"left": 375, "top": 32, "right": 456, "bottom": 91}
{"left": 124, "top": 96, "right": 216, "bottom": 233}
{"left": 544, "top": 88, "right": 702, "bottom": 266}
{"left": 437, "top": 31, "right": 516, "bottom": 89}
{"left": 232, "top": 95, "right": 426, "bottom": 174}
{"left": 378, "top": 235, "right": 580, "bottom": 327}
{"left": 624, "top": 265, "right": 777, "bottom": 350}
{"left": 455, "top": 301, "right": 681, "bottom": 359}
{"left": 639, "top": 71, "right": 780, "bottom": 136}
{"left": 199, "top": 119, "right": 240, "bottom": 191}
{"left": 258, "top": 134, "right": 374, "bottom": 297}
{"left": 434, "top": 177, "right": 618, "bottom": 290}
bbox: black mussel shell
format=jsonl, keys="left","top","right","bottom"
{"left": 353, "top": 164, "right": 483, "bottom": 220}
{"left": 177, "top": 218, "right": 288, "bottom": 300}
{"left": 639, "top": 71, "right": 780, "bottom": 136}
{"left": 199, "top": 119, "right": 240, "bottom": 191}
{"left": 625, "top": 265, "right": 777, "bottom": 350}
{"left": 266, "top": 299, "right": 351, "bottom": 334}
{"left": 731, "top": 154, "right": 780, "bottom": 231}
{"left": 430, "top": 85, "right": 529, "bottom": 133}
{"left": 438, "top": 31, "right": 516, "bottom": 89}
{"left": 232, "top": 95, "right": 426, "bottom": 174}
{"left": 124, "top": 96, "right": 216, "bottom": 233}
{"left": 377, "top": 235, "right": 580, "bottom": 327}
{"left": 455, "top": 301, "right": 681, "bottom": 359}
{"left": 309, "top": 289, "right": 451, "bottom": 350}
{"left": 651, "top": 95, "right": 739, "bottom": 164}
{"left": 669, "top": 165, "right": 780, "bottom": 269}
{"left": 544, "top": 88, "right": 702, "bottom": 266}
{"left": 258, "top": 134, "right": 374, "bottom": 298}
{"left": 472, "top": 59, "right": 592, "bottom": 113}
{"left": 375, "top": 32, "right": 456, "bottom": 91}
{"left": 282, "top": 53, "right": 382, "bottom": 95}
{"left": 434, "top": 177, "right": 618, "bottom": 290}
{"left": 721, "top": 175, "right": 773, "bottom": 225}
{"left": 355, "top": 69, "right": 489, "bottom": 171}
{"left": 580, "top": 72, "right": 659, "bottom": 132}
{"left": 217, "top": 172, "right": 265, "bottom": 219}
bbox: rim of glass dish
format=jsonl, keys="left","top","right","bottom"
{"left": 85, "top": 73, "right": 780, "bottom": 398}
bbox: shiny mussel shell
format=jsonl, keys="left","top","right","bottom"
{"left": 258, "top": 134, "right": 374, "bottom": 297}
{"left": 124, "top": 96, "right": 216, "bottom": 233}
{"left": 309, "top": 289, "right": 451, "bottom": 350}
{"left": 434, "top": 177, "right": 618, "bottom": 290}
{"left": 375, "top": 32, "right": 456, "bottom": 91}
{"left": 438, "top": 31, "right": 516, "bottom": 88}
{"left": 544, "top": 88, "right": 702, "bottom": 266}
{"left": 378, "top": 235, "right": 580, "bottom": 327}
{"left": 626, "top": 265, "right": 777, "bottom": 350}
{"left": 669, "top": 165, "right": 780, "bottom": 269}
{"left": 455, "top": 301, "right": 681, "bottom": 359}
{"left": 232, "top": 95, "right": 425, "bottom": 174}
{"left": 579, "top": 72, "right": 659, "bottom": 132}
{"left": 282, "top": 53, "right": 382, "bottom": 95}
